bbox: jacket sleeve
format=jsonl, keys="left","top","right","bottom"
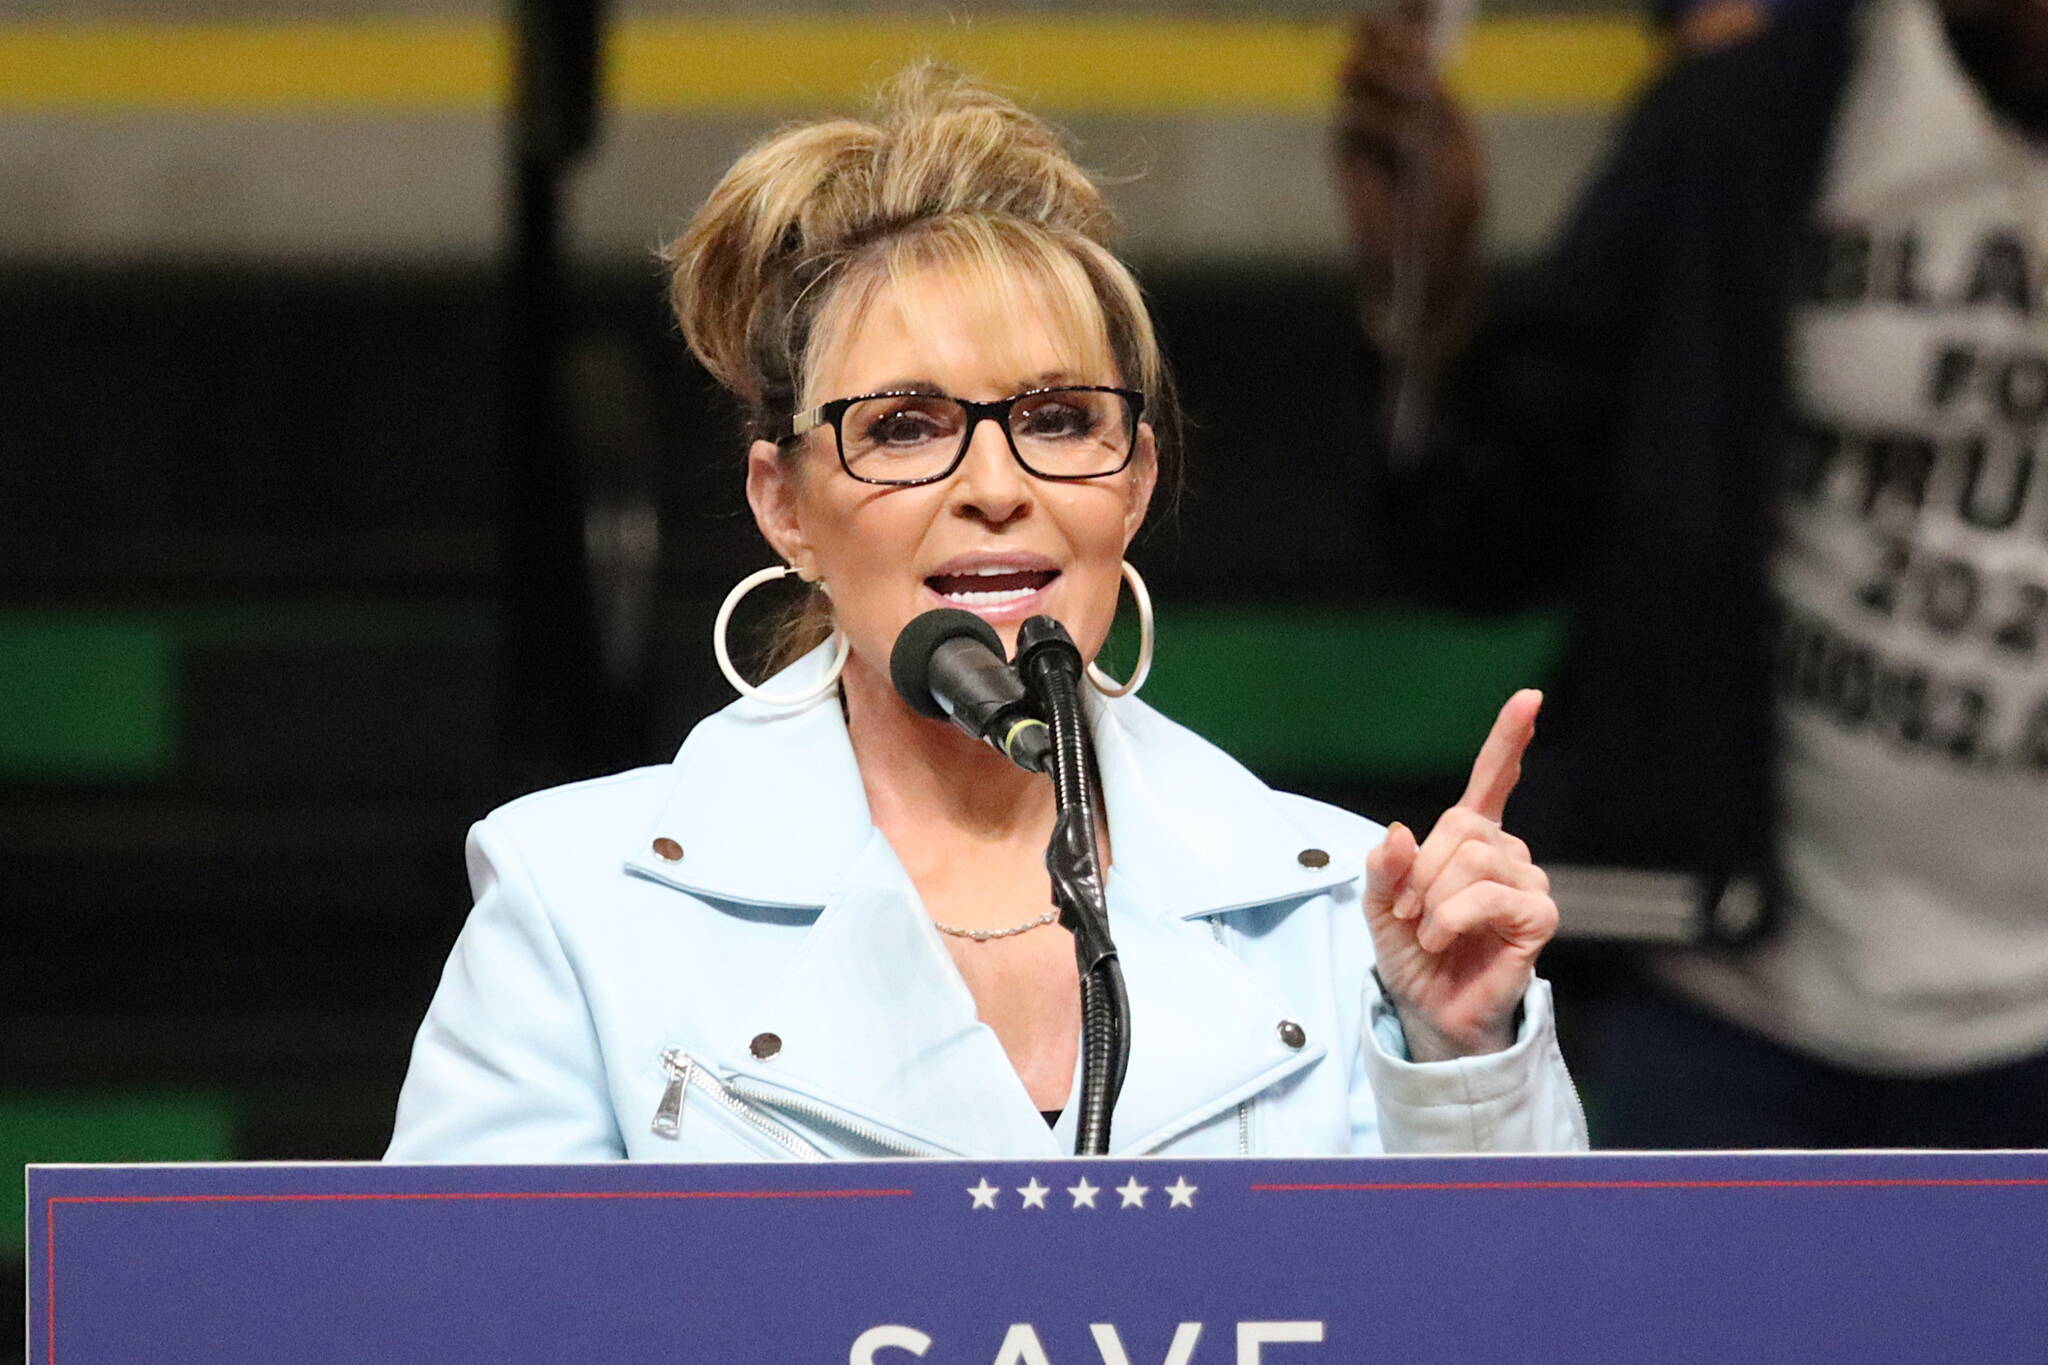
{"left": 385, "top": 817, "right": 626, "bottom": 1162}
{"left": 1354, "top": 975, "right": 1589, "bottom": 1153}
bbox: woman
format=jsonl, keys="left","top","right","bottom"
{"left": 387, "top": 68, "right": 1584, "bottom": 1161}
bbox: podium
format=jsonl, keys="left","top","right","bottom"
{"left": 29, "top": 1151, "right": 2048, "bottom": 1362}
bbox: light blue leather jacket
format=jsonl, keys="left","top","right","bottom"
{"left": 387, "top": 649, "right": 1588, "bottom": 1161}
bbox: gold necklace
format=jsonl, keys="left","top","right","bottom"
{"left": 931, "top": 908, "right": 1062, "bottom": 942}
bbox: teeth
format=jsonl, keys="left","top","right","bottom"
{"left": 960, "top": 565, "right": 1042, "bottom": 576}
{"left": 943, "top": 586, "right": 1038, "bottom": 605}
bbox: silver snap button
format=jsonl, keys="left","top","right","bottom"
{"left": 1296, "top": 848, "right": 1330, "bottom": 869}
{"left": 1277, "top": 1019, "right": 1307, "bottom": 1049}
{"left": 749, "top": 1032, "right": 782, "bottom": 1060}
{"left": 651, "top": 837, "right": 684, "bottom": 862}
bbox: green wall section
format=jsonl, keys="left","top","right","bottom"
{"left": 0, "top": 616, "right": 174, "bottom": 779}
{"left": 5, "top": 1091, "right": 238, "bottom": 1255}
{"left": 0, "top": 604, "right": 497, "bottom": 782}
{"left": 1128, "top": 605, "right": 1565, "bottom": 777}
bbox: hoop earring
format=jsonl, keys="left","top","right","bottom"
{"left": 713, "top": 565, "right": 850, "bottom": 707}
{"left": 1086, "top": 560, "right": 1154, "bottom": 698}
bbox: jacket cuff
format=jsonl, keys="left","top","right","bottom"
{"left": 1360, "top": 975, "right": 1589, "bottom": 1153}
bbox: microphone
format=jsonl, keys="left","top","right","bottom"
{"left": 889, "top": 609, "right": 1052, "bottom": 773}
{"left": 1013, "top": 613, "right": 1128, "bottom": 1153}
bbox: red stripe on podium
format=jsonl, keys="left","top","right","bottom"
{"left": 1253, "top": 1177, "right": 2048, "bottom": 1192}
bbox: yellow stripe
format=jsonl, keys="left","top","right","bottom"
{"left": 613, "top": 18, "right": 1345, "bottom": 114}
{"left": 1449, "top": 17, "right": 1657, "bottom": 108}
{"left": 0, "top": 17, "right": 1651, "bottom": 115}
{"left": 0, "top": 23, "right": 509, "bottom": 111}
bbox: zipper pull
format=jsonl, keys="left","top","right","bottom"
{"left": 652, "top": 1049, "right": 692, "bottom": 1139}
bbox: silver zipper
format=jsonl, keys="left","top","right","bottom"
{"left": 653, "top": 1048, "right": 826, "bottom": 1159}
{"left": 1553, "top": 1001, "right": 1591, "bottom": 1145}
{"left": 1208, "top": 916, "right": 1254, "bottom": 1156}
{"left": 725, "top": 1076, "right": 938, "bottom": 1157}
{"left": 652, "top": 1051, "right": 692, "bottom": 1138}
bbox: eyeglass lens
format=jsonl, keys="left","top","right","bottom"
{"left": 838, "top": 389, "right": 1132, "bottom": 482}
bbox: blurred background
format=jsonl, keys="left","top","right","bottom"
{"left": 3, "top": 0, "right": 1661, "bottom": 1339}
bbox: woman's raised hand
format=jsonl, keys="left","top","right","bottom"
{"left": 1363, "top": 689, "right": 1557, "bottom": 1060}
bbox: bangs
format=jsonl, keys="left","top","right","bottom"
{"left": 802, "top": 219, "right": 1123, "bottom": 404}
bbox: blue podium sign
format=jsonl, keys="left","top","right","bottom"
{"left": 28, "top": 1152, "right": 2048, "bottom": 1363}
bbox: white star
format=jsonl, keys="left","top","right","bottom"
{"left": 1016, "top": 1177, "right": 1050, "bottom": 1210}
{"left": 1116, "top": 1176, "right": 1150, "bottom": 1209}
{"left": 968, "top": 1177, "right": 1000, "bottom": 1210}
{"left": 1165, "top": 1176, "right": 1197, "bottom": 1209}
{"left": 1067, "top": 1177, "right": 1100, "bottom": 1209}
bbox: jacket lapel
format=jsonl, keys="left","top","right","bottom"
{"left": 1086, "top": 686, "right": 1367, "bottom": 919}
{"left": 715, "top": 832, "right": 1064, "bottom": 1159}
{"left": 622, "top": 649, "right": 872, "bottom": 908}
{"left": 1100, "top": 895, "right": 1329, "bottom": 1153}
{"left": 1085, "top": 691, "right": 1358, "bottom": 1152}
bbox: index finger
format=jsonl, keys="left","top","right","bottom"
{"left": 1456, "top": 688, "right": 1541, "bottom": 822}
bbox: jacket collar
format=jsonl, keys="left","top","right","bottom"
{"left": 1084, "top": 682, "right": 1364, "bottom": 918}
{"left": 622, "top": 647, "right": 875, "bottom": 911}
{"left": 623, "top": 643, "right": 1363, "bottom": 918}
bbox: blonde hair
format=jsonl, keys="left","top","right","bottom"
{"left": 665, "top": 63, "right": 1176, "bottom": 672}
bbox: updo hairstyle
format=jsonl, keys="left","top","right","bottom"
{"left": 664, "top": 64, "right": 1175, "bottom": 673}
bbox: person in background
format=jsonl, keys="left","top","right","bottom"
{"left": 1338, "top": 0, "right": 2048, "bottom": 1148}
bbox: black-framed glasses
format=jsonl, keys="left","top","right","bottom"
{"left": 778, "top": 386, "right": 1145, "bottom": 487}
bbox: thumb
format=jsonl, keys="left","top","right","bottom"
{"left": 1363, "top": 822, "right": 1419, "bottom": 924}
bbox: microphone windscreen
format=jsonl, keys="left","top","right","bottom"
{"left": 889, "top": 608, "right": 1005, "bottom": 720}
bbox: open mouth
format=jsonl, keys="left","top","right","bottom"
{"left": 924, "top": 567, "right": 1060, "bottom": 607}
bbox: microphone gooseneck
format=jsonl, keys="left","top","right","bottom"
{"left": 1015, "top": 615, "right": 1130, "bottom": 1156}
{"left": 889, "top": 608, "right": 1051, "bottom": 773}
